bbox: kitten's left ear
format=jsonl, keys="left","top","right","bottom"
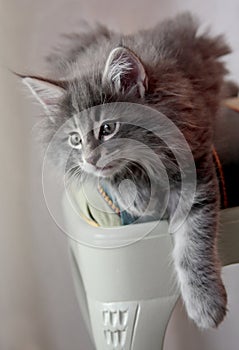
{"left": 102, "top": 47, "right": 148, "bottom": 98}
{"left": 20, "top": 75, "right": 66, "bottom": 116}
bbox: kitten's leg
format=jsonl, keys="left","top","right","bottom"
{"left": 170, "top": 173, "right": 227, "bottom": 329}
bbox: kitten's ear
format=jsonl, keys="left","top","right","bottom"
{"left": 21, "top": 75, "right": 66, "bottom": 115}
{"left": 102, "top": 47, "right": 148, "bottom": 98}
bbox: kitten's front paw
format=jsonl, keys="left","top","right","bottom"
{"left": 184, "top": 281, "right": 227, "bottom": 329}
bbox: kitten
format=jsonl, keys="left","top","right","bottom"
{"left": 21, "top": 13, "right": 230, "bottom": 329}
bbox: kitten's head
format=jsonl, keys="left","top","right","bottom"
{"left": 22, "top": 47, "right": 161, "bottom": 182}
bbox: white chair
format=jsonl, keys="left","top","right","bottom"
{"left": 62, "top": 180, "right": 239, "bottom": 350}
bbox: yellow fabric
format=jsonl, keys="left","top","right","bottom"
{"left": 67, "top": 180, "right": 122, "bottom": 227}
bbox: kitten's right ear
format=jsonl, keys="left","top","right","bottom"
{"left": 102, "top": 47, "right": 148, "bottom": 98}
{"left": 19, "top": 74, "right": 66, "bottom": 116}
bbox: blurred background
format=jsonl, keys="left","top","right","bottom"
{"left": 1, "top": 0, "right": 239, "bottom": 349}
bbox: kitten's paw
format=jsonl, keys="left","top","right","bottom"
{"left": 184, "top": 281, "right": 227, "bottom": 329}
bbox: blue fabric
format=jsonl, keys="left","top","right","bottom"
{"left": 100, "top": 183, "right": 139, "bottom": 225}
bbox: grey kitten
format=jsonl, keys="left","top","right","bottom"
{"left": 21, "top": 13, "right": 231, "bottom": 329}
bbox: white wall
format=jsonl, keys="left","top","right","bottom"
{"left": 1, "top": 1, "right": 238, "bottom": 349}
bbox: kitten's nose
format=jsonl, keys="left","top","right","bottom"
{"left": 85, "top": 153, "right": 100, "bottom": 165}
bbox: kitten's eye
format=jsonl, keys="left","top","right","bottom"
{"left": 99, "top": 122, "right": 119, "bottom": 140}
{"left": 68, "top": 131, "right": 82, "bottom": 149}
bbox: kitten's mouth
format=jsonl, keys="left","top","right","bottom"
{"left": 96, "top": 164, "right": 115, "bottom": 171}
{"left": 83, "top": 159, "right": 125, "bottom": 177}
{"left": 96, "top": 160, "right": 123, "bottom": 176}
